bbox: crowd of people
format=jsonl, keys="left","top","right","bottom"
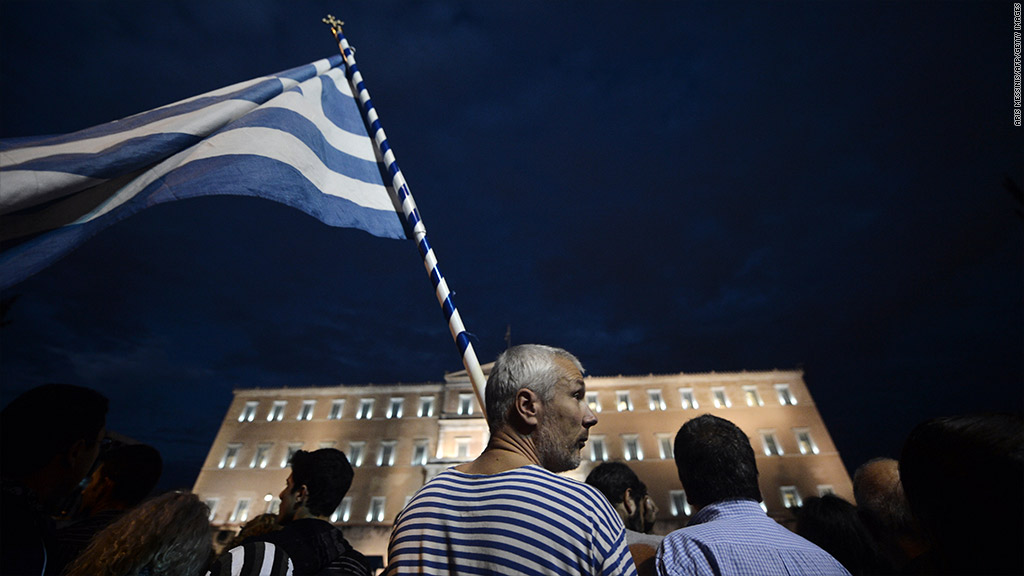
{"left": 1, "top": 345, "right": 1021, "bottom": 576}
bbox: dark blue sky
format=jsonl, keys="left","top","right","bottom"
{"left": 2, "top": 1, "right": 1021, "bottom": 491}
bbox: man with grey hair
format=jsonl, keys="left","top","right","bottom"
{"left": 386, "top": 344, "right": 638, "bottom": 575}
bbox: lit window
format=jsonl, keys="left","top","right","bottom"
{"left": 230, "top": 499, "right": 250, "bottom": 523}
{"left": 589, "top": 436, "right": 607, "bottom": 461}
{"left": 622, "top": 435, "right": 643, "bottom": 461}
{"left": 670, "top": 490, "right": 691, "bottom": 516}
{"left": 268, "top": 401, "right": 287, "bottom": 422}
{"left": 456, "top": 437, "right": 471, "bottom": 459}
{"left": 378, "top": 441, "right": 397, "bottom": 467}
{"left": 586, "top": 392, "right": 601, "bottom": 413}
{"left": 794, "top": 428, "right": 819, "bottom": 455}
{"left": 647, "top": 389, "right": 666, "bottom": 411}
{"left": 204, "top": 498, "right": 219, "bottom": 522}
{"left": 817, "top": 485, "right": 835, "bottom": 496}
{"left": 331, "top": 497, "right": 352, "bottom": 523}
{"left": 281, "top": 443, "right": 303, "bottom": 468}
{"left": 357, "top": 398, "right": 374, "bottom": 420}
{"left": 458, "top": 393, "right": 474, "bottom": 416}
{"left": 219, "top": 443, "right": 241, "bottom": 469}
{"left": 349, "top": 442, "right": 365, "bottom": 467}
{"left": 298, "top": 400, "right": 315, "bottom": 421}
{"left": 781, "top": 486, "right": 802, "bottom": 508}
{"left": 658, "top": 435, "right": 674, "bottom": 460}
{"left": 411, "top": 440, "right": 429, "bottom": 466}
{"left": 616, "top": 391, "right": 633, "bottom": 412}
{"left": 328, "top": 399, "right": 345, "bottom": 420}
{"left": 387, "top": 397, "right": 404, "bottom": 419}
{"left": 318, "top": 440, "right": 336, "bottom": 449}
{"left": 775, "top": 384, "right": 797, "bottom": 406}
{"left": 743, "top": 386, "right": 763, "bottom": 407}
{"left": 250, "top": 443, "right": 272, "bottom": 469}
{"left": 760, "top": 430, "right": 783, "bottom": 456}
{"left": 367, "top": 497, "right": 387, "bottom": 522}
{"left": 238, "top": 401, "right": 259, "bottom": 422}
{"left": 417, "top": 396, "right": 435, "bottom": 417}
{"left": 679, "top": 388, "right": 699, "bottom": 409}
{"left": 712, "top": 387, "right": 731, "bottom": 408}
{"left": 265, "top": 497, "right": 280, "bottom": 515}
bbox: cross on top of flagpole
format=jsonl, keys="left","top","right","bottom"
{"left": 322, "top": 15, "right": 344, "bottom": 34}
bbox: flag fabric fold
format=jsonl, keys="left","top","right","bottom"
{"left": 0, "top": 54, "right": 405, "bottom": 290}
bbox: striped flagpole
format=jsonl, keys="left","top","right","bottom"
{"left": 324, "top": 16, "right": 489, "bottom": 409}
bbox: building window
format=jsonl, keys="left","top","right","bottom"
{"left": 230, "top": 499, "right": 250, "bottom": 523}
{"left": 251, "top": 443, "right": 272, "bottom": 469}
{"left": 781, "top": 486, "right": 802, "bottom": 508}
{"left": 378, "top": 441, "right": 397, "bottom": 467}
{"left": 331, "top": 497, "right": 352, "bottom": 523}
{"left": 265, "top": 497, "right": 280, "bottom": 515}
{"left": 817, "top": 485, "right": 835, "bottom": 496}
{"left": 760, "top": 431, "right": 783, "bottom": 456}
{"left": 298, "top": 400, "right": 315, "bottom": 421}
{"left": 417, "top": 396, "right": 435, "bottom": 417}
{"left": 387, "top": 397, "right": 404, "bottom": 419}
{"left": 775, "top": 384, "right": 797, "bottom": 406}
{"left": 268, "top": 401, "right": 286, "bottom": 422}
{"left": 679, "top": 388, "right": 699, "bottom": 409}
{"left": 319, "top": 440, "right": 336, "bottom": 449}
{"left": 647, "top": 389, "right": 666, "bottom": 411}
{"left": 794, "top": 428, "right": 819, "bottom": 455}
{"left": 328, "top": 399, "right": 345, "bottom": 420}
{"left": 456, "top": 437, "right": 471, "bottom": 459}
{"left": 589, "top": 436, "right": 607, "bottom": 461}
{"left": 457, "top": 393, "right": 474, "bottom": 416}
{"left": 349, "top": 441, "right": 365, "bottom": 467}
{"left": 743, "top": 386, "right": 763, "bottom": 407}
{"left": 367, "top": 497, "right": 386, "bottom": 523}
{"left": 616, "top": 391, "right": 633, "bottom": 412}
{"left": 411, "top": 440, "right": 429, "bottom": 466}
{"left": 658, "top": 435, "right": 674, "bottom": 460}
{"left": 204, "top": 498, "right": 219, "bottom": 522}
{"left": 357, "top": 398, "right": 374, "bottom": 420}
{"left": 622, "top": 435, "right": 643, "bottom": 461}
{"left": 238, "top": 401, "right": 259, "bottom": 422}
{"left": 281, "top": 443, "right": 303, "bottom": 468}
{"left": 670, "top": 490, "right": 691, "bottom": 517}
{"left": 219, "top": 443, "right": 241, "bottom": 469}
{"left": 712, "top": 387, "right": 731, "bottom": 408}
{"left": 586, "top": 392, "right": 601, "bottom": 413}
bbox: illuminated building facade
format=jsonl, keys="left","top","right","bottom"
{"left": 193, "top": 366, "right": 852, "bottom": 558}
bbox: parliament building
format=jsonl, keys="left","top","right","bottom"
{"left": 193, "top": 365, "right": 853, "bottom": 559}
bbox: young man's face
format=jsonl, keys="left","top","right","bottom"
{"left": 277, "top": 473, "right": 301, "bottom": 523}
{"left": 534, "top": 356, "right": 598, "bottom": 473}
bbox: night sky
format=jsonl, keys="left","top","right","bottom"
{"left": 1, "top": 1, "right": 1021, "bottom": 492}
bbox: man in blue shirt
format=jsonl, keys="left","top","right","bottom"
{"left": 656, "top": 414, "right": 849, "bottom": 576}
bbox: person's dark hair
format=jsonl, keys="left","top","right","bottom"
{"left": 1, "top": 383, "right": 108, "bottom": 477}
{"left": 288, "top": 448, "right": 354, "bottom": 517}
{"left": 795, "top": 494, "right": 892, "bottom": 576}
{"left": 673, "top": 414, "right": 761, "bottom": 507}
{"left": 899, "top": 412, "right": 1024, "bottom": 575}
{"left": 99, "top": 444, "right": 163, "bottom": 507}
{"left": 584, "top": 461, "right": 646, "bottom": 507}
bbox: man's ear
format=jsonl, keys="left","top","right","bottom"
{"left": 622, "top": 488, "right": 637, "bottom": 516}
{"left": 515, "top": 388, "right": 542, "bottom": 426}
{"left": 296, "top": 484, "right": 309, "bottom": 503}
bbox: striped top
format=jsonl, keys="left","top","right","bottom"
{"left": 385, "top": 465, "right": 638, "bottom": 576}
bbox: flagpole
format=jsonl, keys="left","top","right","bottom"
{"left": 324, "top": 16, "right": 489, "bottom": 410}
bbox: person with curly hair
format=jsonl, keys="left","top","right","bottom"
{"left": 64, "top": 490, "right": 212, "bottom": 576}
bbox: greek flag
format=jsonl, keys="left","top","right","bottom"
{"left": 0, "top": 54, "right": 405, "bottom": 290}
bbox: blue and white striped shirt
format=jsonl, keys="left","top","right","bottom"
{"left": 656, "top": 499, "right": 850, "bottom": 576}
{"left": 386, "top": 465, "right": 638, "bottom": 576}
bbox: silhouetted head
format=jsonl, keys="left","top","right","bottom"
{"left": 280, "top": 448, "right": 354, "bottom": 520}
{"left": 673, "top": 414, "right": 761, "bottom": 508}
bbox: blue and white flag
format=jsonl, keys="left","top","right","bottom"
{"left": 0, "top": 54, "right": 405, "bottom": 290}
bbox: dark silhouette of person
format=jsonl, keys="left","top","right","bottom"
{"left": 794, "top": 494, "right": 891, "bottom": 575}
{"left": 1, "top": 383, "right": 108, "bottom": 575}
